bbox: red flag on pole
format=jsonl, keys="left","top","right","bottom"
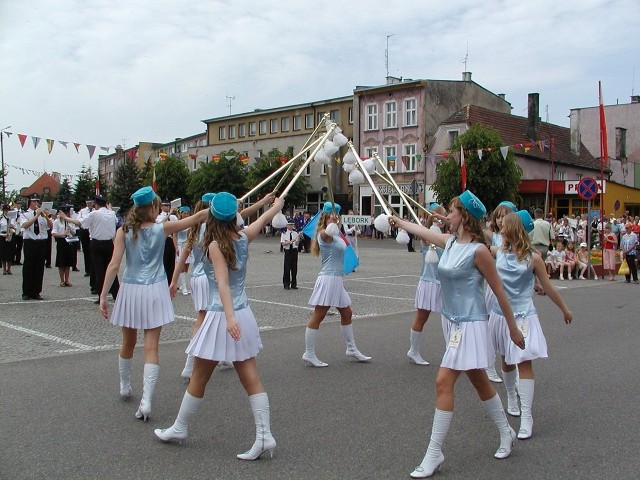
{"left": 95, "top": 179, "right": 100, "bottom": 196}
{"left": 152, "top": 165, "right": 157, "bottom": 192}
{"left": 598, "top": 81, "right": 608, "bottom": 167}
{"left": 460, "top": 145, "right": 467, "bottom": 192}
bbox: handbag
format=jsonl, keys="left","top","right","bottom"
{"left": 618, "top": 261, "right": 630, "bottom": 276}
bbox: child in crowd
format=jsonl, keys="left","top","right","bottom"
{"left": 561, "top": 242, "right": 577, "bottom": 280}
{"left": 545, "top": 242, "right": 566, "bottom": 278}
{"left": 576, "top": 242, "right": 598, "bottom": 280}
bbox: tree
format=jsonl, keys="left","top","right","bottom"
{"left": 431, "top": 123, "right": 522, "bottom": 211}
{"left": 139, "top": 159, "right": 154, "bottom": 187}
{"left": 72, "top": 165, "right": 97, "bottom": 209}
{"left": 109, "top": 156, "right": 142, "bottom": 214}
{"left": 188, "top": 150, "right": 247, "bottom": 200}
{"left": 155, "top": 156, "right": 191, "bottom": 205}
{"left": 245, "top": 147, "right": 309, "bottom": 210}
{"left": 55, "top": 178, "right": 73, "bottom": 206}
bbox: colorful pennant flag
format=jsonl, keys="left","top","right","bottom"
{"left": 46, "top": 139, "right": 54, "bottom": 153}
{"left": 500, "top": 146, "right": 509, "bottom": 160}
{"left": 86, "top": 145, "right": 96, "bottom": 159}
{"left": 18, "top": 134, "right": 27, "bottom": 147}
{"left": 32, "top": 136, "right": 41, "bottom": 149}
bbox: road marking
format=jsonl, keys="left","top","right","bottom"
{"left": 0, "top": 320, "right": 113, "bottom": 351}
{"left": 0, "top": 297, "right": 97, "bottom": 306}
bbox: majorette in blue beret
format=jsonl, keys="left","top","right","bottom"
{"left": 322, "top": 201, "right": 341, "bottom": 214}
{"left": 131, "top": 186, "right": 156, "bottom": 206}
{"left": 210, "top": 192, "right": 238, "bottom": 221}
{"left": 459, "top": 190, "right": 486, "bottom": 219}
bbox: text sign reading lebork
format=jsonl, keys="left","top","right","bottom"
{"left": 341, "top": 215, "right": 371, "bottom": 226}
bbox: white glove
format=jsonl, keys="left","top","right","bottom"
{"left": 325, "top": 223, "right": 340, "bottom": 236}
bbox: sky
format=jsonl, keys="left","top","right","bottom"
{"left": 1, "top": 0, "right": 639, "bottom": 196}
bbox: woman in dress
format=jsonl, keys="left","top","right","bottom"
{"left": 390, "top": 190, "right": 525, "bottom": 479}
{"left": 155, "top": 192, "right": 284, "bottom": 461}
{"left": 51, "top": 205, "right": 78, "bottom": 286}
{"left": 0, "top": 203, "right": 17, "bottom": 275}
{"left": 406, "top": 204, "right": 447, "bottom": 366}
{"left": 601, "top": 225, "right": 618, "bottom": 281}
{"left": 302, "top": 201, "right": 371, "bottom": 367}
{"left": 489, "top": 211, "right": 572, "bottom": 439}
{"left": 99, "top": 186, "right": 208, "bottom": 420}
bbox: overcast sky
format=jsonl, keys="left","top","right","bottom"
{"left": 1, "top": 0, "right": 638, "bottom": 195}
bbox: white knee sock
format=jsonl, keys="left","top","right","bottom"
{"left": 518, "top": 379, "right": 535, "bottom": 438}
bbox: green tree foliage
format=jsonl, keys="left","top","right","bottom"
{"left": 55, "top": 178, "right": 73, "bottom": 206}
{"left": 139, "top": 159, "right": 154, "bottom": 187}
{"left": 245, "top": 147, "right": 309, "bottom": 210}
{"left": 72, "top": 165, "right": 97, "bottom": 209}
{"left": 431, "top": 124, "right": 522, "bottom": 211}
{"left": 188, "top": 150, "right": 247, "bottom": 200}
{"left": 155, "top": 156, "right": 191, "bottom": 205}
{"left": 109, "top": 156, "right": 142, "bottom": 214}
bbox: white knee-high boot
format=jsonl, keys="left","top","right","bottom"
{"left": 135, "top": 363, "right": 159, "bottom": 421}
{"left": 407, "top": 329, "right": 430, "bottom": 365}
{"left": 179, "top": 272, "right": 188, "bottom": 294}
{"left": 502, "top": 369, "right": 520, "bottom": 417}
{"left": 237, "top": 392, "right": 276, "bottom": 460}
{"left": 410, "top": 409, "right": 452, "bottom": 478}
{"left": 118, "top": 356, "right": 133, "bottom": 399}
{"left": 517, "top": 379, "right": 535, "bottom": 439}
{"left": 340, "top": 323, "right": 371, "bottom": 362}
{"left": 483, "top": 393, "right": 516, "bottom": 459}
{"left": 486, "top": 362, "right": 503, "bottom": 383}
{"left": 154, "top": 391, "right": 202, "bottom": 443}
{"left": 181, "top": 354, "right": 195, "bottom": 382}
{"left": 302, "top": 327, "right": 328, "bottom": 367}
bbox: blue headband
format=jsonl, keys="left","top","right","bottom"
{"left": 459, "top": 190, "right": 486, "bottom": 219}
{"left": 322, "top": 201, "right": 341, "bottom": 214}
{"left": 210, "top": 192, "right": 238, "bottom": 221}
{"left": 131, "top": 186, "right": 156, "bottom": 206}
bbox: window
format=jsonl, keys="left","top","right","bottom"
{"left": 238, "top": 124, "right": 246, "bottom": 137}
{"left": 556, "top": 171, "right": 566, "bottom": 181}
{"left": 317, "top": 111, "right": 326, "bottom": 124}
{"left": 218, "top": 126, "right": 226, "bottom": 140}
{"left": 330, "top": 110, "right": 340, "bottom": 123}
{"left": 259, "top": 120, "right": 267, "bottom": 135}
{"left": 385, "top": 145, "right": 397, "bottom": 172}
{"left": 365, "top": 146, "right": 378, "bottom": 159}
{"left": 305, "top": 113, "right": 314, "bottom": 129}
{"left": 384, "top": 101, "right": 397, "bottom": 128}
{"left": 448, "top": 130, "right": 459, "bottom": 147}
{"left": 366, "top": 104, "right": 378, "bottom": 131}
{"left": 404, "top": 98, "right": 417, "bottom": 126}
{"left": 293, "top": 115, "right": 302, "bottom": 131}
{"left": 228, "top": 125, "right": 236, "bottom": 139}
{"left": 348, "top": 107, "right": 353, "bottom": 124}
{"left": 576, "top": 173, "right": 583, "bottom": 180}
{"left": 403, "top": 144, "right": 417, "bottom": 172}
{"left": 320, "top": 164, "right": 327, "bottom": 176}
{"left": 270, "top": 119, "right": 278, "bottom": 134}
{"left": 281, "top": 117, "right": 290, "bottom": 132}
{"left": 249, "top": 122, "right": 256, "bottom": 136}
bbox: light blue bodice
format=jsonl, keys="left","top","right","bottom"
{"left": 190, "top": 224, "right": 207, "bottom": 278}
{"left": 493, "top": 249, "right": 535, "bottom": 317}
{"left": 492, "top": 232, "right": 503, "bottom": 247}
{"left": 122, "top": 223, "right": 167, "bottom": 285}
{"left": 419, "top": 242, "right": 443, "bottom": 284}
{"left": 317, "top": 233, "right": 345, "bottom": 277}
{"left": 206, "top": 232, "right": 249, "bottom": 312}
{"left": 438, "top": 237, "right": 487, "bottom": 323}
{"left": 177, "top": 228, "right": 188, "bottom": 245}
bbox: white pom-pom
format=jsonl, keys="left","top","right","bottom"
{"left": 325, "top": 118, "right": 333, "bottom": 129}
{"left": 374, "top": 214, "right": 389, "bottom": 233}
{"left": 271, "top": 213, "right": 288, "bottom": 229}
{"left": 236, "top": 212, "right": 244, "bottom": 227}
{"left": 396, "top": 229, "right": 410, "bottom": 244}
{"left": 362, "top": 159, "right": 376, "bottom": 174}
{"left": 348, "top": 169, "right": 365, "bottom": 185}
{"left": 323, "top": 140, "right": 339, "bottom": 156}
{"left": 343, "top": 150, "right": 357, "bottom": 165}
{"left": 334, "top": 126, "right": 343, "bottom": 134}
{"left": 333, "top": 132, "right": 348, "bottom": 147}
{"left": 425, "top": 246, "right": 439, "bottom": 264}
{"left": 314, "top": 149, "right": 331, "bottom": 165}
{"left": 343, "top": 163, "right": 356, "bottom": 173}
{"left": 325, "top": 222, "right": 340, "bottom": 236}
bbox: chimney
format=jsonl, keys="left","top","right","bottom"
{"left": 498, "top": 93, "right": 506, "bottom": 100}
{"left": 631, "top": 95, "right": 640, "bottom": 103}
{"left": 527, "top": 93, "right": 540, "bottom": 142}
{"left": 462, "top": 71, "right": 472, "bottom": 82}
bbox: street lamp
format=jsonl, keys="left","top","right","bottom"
{"left": 1, "top": 125, "right": 11, "bottom": 201}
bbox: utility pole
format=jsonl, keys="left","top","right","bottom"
{"left": 226, "top": 93, "right": 235, "bottom": 115}
{"left": 385, "top": 34, "right": 395, "bottom": 78}
{"left": 1, "top": 126, "right": 11, "bottom": 201}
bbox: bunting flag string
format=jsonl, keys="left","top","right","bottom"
{"left": 435, "top": 138, "right": 551, "bottom": 162}
{"left": 46, "top": 139, "right": 54, "bottom": 154}
{"left": 3, "top": 129, "right": 113, "bottom": 159}
{"left": 5, "top": 163, "right": 85, "bottom": 182}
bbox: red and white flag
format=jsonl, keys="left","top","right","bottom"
{"left": 460, "top": 145, "right": 467, "bottom": 192}
{"left": 152, "top": 165, "right": 157, "bottom": 192}
{"left": 95, "top": 179, "right": 100, "bottom": 196}
{"left": 599, "top": 81, "right": 608, "bottom": 167}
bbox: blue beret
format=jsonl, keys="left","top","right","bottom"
{"left": 131, "top": 186, "right": 156, "bottom": 206}
{"left": 210, "top": 192, "right": 238, "bottom": 221}
{"left": 459, "top": 190, "right": 486, "bottom": 219}
{"left": 498, "top": 201, "right": 517, "bottom": 212}
{"left": 517, "top": 210, "right": 535, "bottom": 233}
{"left": 201, "top": 192, "right": 216, "bottom": 204}
{"left": 179, "top": 206, "right": 191, "bottom": 212}
{"left": 322, "top": 201, "right": 341, "bottom": 214}
{"left": 427, "top": 202, "right": 441, "bottom": 211}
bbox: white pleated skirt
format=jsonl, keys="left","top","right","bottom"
{"left": 489, "top": 311, "right": 548, "bottom": 365}
{"left": 484, "top": 286, "right": 497, "bottom": 312}
{"left": 177, "top": 244, "right": 194, "bottom": 264}
{"left": 190, "top": 274, "right": 209, "bottom": 311}
{"left": 110, "top": 280, "right": 174, "bottom": 330}
{"left": 186, "top": 306, "right": 262, "bottom": 362}
{"left": 308, "top": 275, "right": 351, "bottom": 308}
{"left": 440, "top": 319, "right": 493, "bottom": 371}
{"left": 414, "top": 280, "right": 441, "bottom": 312}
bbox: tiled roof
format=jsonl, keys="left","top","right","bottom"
{"left": 444, "top": 105, "right": 603, "bottom": 171}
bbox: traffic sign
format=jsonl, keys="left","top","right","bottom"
{"left": 577, "top": 177, "right": 599, "bottom": 201}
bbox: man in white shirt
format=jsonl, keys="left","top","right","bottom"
{"left": 77, "top": 197, "right": 95, "bottom": 286}
{"left": 156, "top": 200, "right": 178, "bottom": 284}
{"left": 18, "top": 194, "right": 52, "bottom": 300}
{"left": 281, "top": 220, "right": 299, "bottom": 290}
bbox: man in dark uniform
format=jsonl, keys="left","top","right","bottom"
{"left": 156, "top": 199, "right": 177, "bottom": 284}
{"left": 12, "top": 200, "right": 24, "bottom": 265}
{"left": 281, "top": 220, "right": 299, "bottom": 290}
{"left": 77, "top": 197, "right": 96, "bottom": 292}
{"left": 18, "top": 194, "right": 52, "bottom": 300}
